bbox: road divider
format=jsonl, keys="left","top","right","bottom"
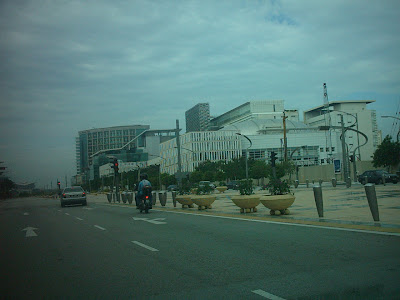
{"left": 94, "top": 225, "right": 106, "bottom": 231}
{"left": 132, "top": 241, "right": 159, "bottom": 252}
{"left": 252, "top": 289, "right": 286, "bottom": 299}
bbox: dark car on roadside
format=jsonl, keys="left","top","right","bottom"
{"left": 60, "top": 186, "right": 87, "bottom": 207}
{"left": 226, "top": 180, "right": 240, "bottom": 190}
{"left": 358, "top": 170, "right": 399, "bottom": 185}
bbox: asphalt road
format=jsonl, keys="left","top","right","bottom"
{"left": 1, "top": 197, "right": 400, "bottom": 299}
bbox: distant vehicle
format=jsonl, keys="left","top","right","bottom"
{"left": 167, "top": 185, "right": 178, "bottom": 191}
{"left": 60, "top": 186, "right": 87, "bottom": 207}
{"left": 226, "top": 181, "right": 240, "bottom": 190}
{"left": 358, "top": 170, "right": 399, "bottom": 185}
{"left": 199, "top": 181, "right": 215, "bottom": 189}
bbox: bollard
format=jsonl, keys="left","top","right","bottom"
{"left": 313, "top": 185, "right": 324, "bottom": 218}
{"left": 312, "top": 180, "right": 315, "bottom": 184}
{"left": 112, "top": 193, "right": 116, "bottom": 203}
{"left": 152, "top": 192, "right": 157, "bottom": 205}
{"left": 294, "top": 180, "right": 299, "bottom": 188}
{"left": 382, "top": 175, "right": 386, "bottom": 186}
{"left": 346, "top": 177, "right": 351, "bottom": 188}
{"left": 306, "top": 179, "right": 309, "bottom": 188}
{"left": 319, "top": 179, "right": 323, "bottom": 186}
{"left": 127, "top": 192, "right": 133, "bottom": 204}
{"left": 172, "top": 191, "right": 177, "bottom": 207}
{"left": 331, "top": 178, "right": 337, "bottom": 187}
{"left": 364, "top": 176, "right": 368, "bottom": 185}
{"left": 121, "top": 193, "right": 127, "bottom": 204}
{"left": 159, "top": 192, "right": 167, "bottom": 206}
{"left": 107, "top": 193, "right": 112, "bottom": 203}
{"left": 364, "top": 184, "right": 380, "bottom": 221}
{"left": 116, "top": 193, "right": 121, "bottom": 203}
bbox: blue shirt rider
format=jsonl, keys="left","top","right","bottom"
{"left": 136, "top": 173, "right": 152, "bottom": 207}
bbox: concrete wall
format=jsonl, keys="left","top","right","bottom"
{"left": 294, "top": 161, "right": 381, "bottom": 183}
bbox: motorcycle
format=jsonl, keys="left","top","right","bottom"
{"left": 139, "top": 185, "right": 152, "bottom": 214}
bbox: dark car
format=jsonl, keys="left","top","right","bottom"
{"left": 167, "top": 185, "right": 178, "bottom": 191}
{"left": 358, "top": 170, "right": 399, "bottom": 185}
{"left": 60, "top": 186, "right": 87, "bottom": 207}
{"left": 226, "top": 180, "right": 240, "bottom": 190}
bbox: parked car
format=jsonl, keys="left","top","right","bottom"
{"left": 60, "top": 186, "right": 87, "bottom": 207}
{"left": 167, "top": 185, "right": 178, "bottom": 191}
{"left": 198, "top": 181, "right": 215, "bottom": 189}
{"left": 358, "top": 170, "right": 399, "bottom": 185}
{"left": 226, "top": 180, "right": 240, "bottom": 190}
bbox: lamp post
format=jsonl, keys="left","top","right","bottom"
{"left": 236, "top": 133, "right": 252, "bottom": 180}
{"left": 382, "top": 115, "right": 400, "bottom": 142}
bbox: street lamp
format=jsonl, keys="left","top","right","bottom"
{"left": 382, "top": 115, "right": 400, "bottom": 142}
{"left": 236, "top": 133, "right": 252, "bottom": 180}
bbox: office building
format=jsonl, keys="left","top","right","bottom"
{"left": 185, "top": 103, "right": 210, "bottom": 132}
{"left": 303, "top": 100, "right": 379, "bottom": 161}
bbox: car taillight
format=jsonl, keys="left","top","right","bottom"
{"left": 62, "top": 193, "right": 66, "bottom": 198}
{"left": 82, "top": 192, "right": 86, "bottom": 196}
{"left": 145, "top": 195, "right": 149, "bottom": 199}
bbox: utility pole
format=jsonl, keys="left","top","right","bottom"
{"left": 340, "top": 114, "right": 349, "bottom": 182}
{"left": 283, "top": 111, "right": 288, "bottom": 162}
{"left": 176, "top": 119, "right": 183, "bottom": 189}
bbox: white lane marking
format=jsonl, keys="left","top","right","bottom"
{"left": 132, "top": 217, "right": 167, "bottom": 224}
{"left": 22, "top": 227, "right": 38, "bottom": 237}
{"left": 132, "top": 241, "right": 159, "bottom": 252}
{"left": 252, "top": 289, "right": 286, "bottom": 300}
{"left": 76, "top": 217, "right": 84, "bottom": 221}
{"left": 65, "top": 213, "right": 70, "bottom": 216}
{"left": 58, "top": 210, "right": 62, "bottom": 212}
{"left": 94, "top": 225, "right": 106, "bottom": 231}
{"left": 152, "top": 209, "right": 400, "bottom": 237}
{"left": 23, "top": 212, "right": 29, "bottom": 216}
{"left": 83, "top": 207, "right": 94, "bottom": 210}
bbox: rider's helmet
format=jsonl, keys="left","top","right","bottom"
{"left": 140, "top": 173, "right": 148, "bottom": 181}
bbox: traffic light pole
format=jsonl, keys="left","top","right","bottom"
{"left": 340, "top": 114, "right": 349, "bottom": 182}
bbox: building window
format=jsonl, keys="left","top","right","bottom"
{"left": 321, "top": 159, "right": 325, "bottom": 164}
{"left": 320, "top": 147, "right": 324, "bottom": 152}
{"left": 326, "top": 147, "right": 329, "bottom": 152}
{"left": 111, "top": 131, "right": 115, "bottom": 137}
{"left": 331, "top": 147, "right": 335, "bottom": 152}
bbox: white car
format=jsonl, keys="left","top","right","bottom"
{"left": 60, "top": 186, "right": 87, "bottom": 207}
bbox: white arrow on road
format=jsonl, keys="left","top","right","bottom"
{"left": 23, "top": 212, "right": 29, "bottom": 216}
{"left": 132, "top": 217, "right": 167, "bottom": 225}
{"left": 22, "top": 227, "right": 38, "bottom": 237}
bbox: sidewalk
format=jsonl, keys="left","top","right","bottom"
{"left": 87, "top": 182, "right": 400, "bottom": 233}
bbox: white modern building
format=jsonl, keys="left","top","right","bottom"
{"left": 160, "top": 131, "right": 242, "bottom": 174}
{"left": 303, "top": 100, "right": 379, "bottom": 161}
{"left": 209, "top": 100, "right": 299, "bottom": 129}
{"left": 159, "top": 118, "right": 346, "bottom": 176}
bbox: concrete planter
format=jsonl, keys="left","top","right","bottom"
{"left": 216, "top": 186, "right": 228, "bottom": 193}
{"left": 176, "top": 195, "right": 194, "bottom": 208}
{"left": 191, "top": 195, "right": 216, "bottom": 210}
{"left": 231, "top": 195, "right": 261, "bottom": 213}
{"left": 260, "top": 193, "right": 295, "bottom": 216}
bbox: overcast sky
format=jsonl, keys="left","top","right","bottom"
{"left": 1, "top": 0, "right": 399, "bottom": 187}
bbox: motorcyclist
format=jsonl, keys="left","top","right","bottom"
{"left": 136, "top": 173, "right": 152, "bottom": 209}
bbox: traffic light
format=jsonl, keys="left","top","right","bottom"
{"left": 270, "top": 151, "right": 277, "bottom": 167}
{"left": 57, "top": 181, "right": 60, "bottom": 187}
{"left": 111, "top": 159, "right": 119, "bottom": 174}
{"left": 349, "top": 154, "right": 354, "bottom": 162}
